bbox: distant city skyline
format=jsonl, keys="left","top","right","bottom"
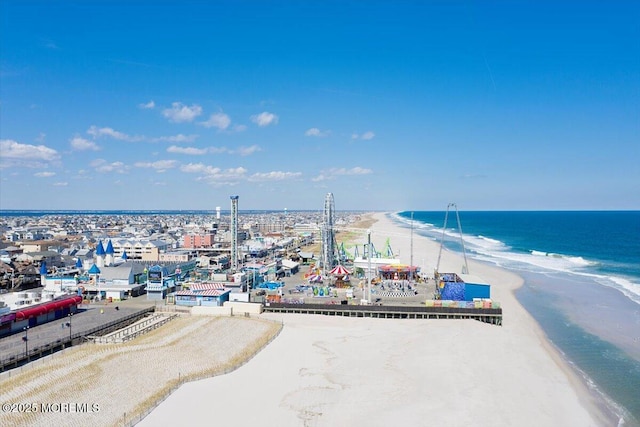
{"left": 1, "top": 1, "right": 638, "bottom": 211}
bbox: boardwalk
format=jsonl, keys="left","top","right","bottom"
{"left": 263, "top": 302, "right": 503, "bottom": 325}
{"left": 0, "top": 300, "right": 156, "bottom": 371}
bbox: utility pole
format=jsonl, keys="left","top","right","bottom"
{"left": 23, "top": 326, "right": 29, "bottom": 358}
{"left": 67, "top": 313, "right": 73, "bottom": 341}
{"left": 367, "top": 229, "right": 372, "bottom": 304}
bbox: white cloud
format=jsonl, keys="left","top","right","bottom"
{"left": 251, "top": 111, "right": 279, "bottom": 127}
{"left": 209, "top": 147, "right": 230, "bottom": 154}
{"left": 139, "top": 100, "right": 155, "bottom": 109}
{"left": 53, "top": 182, "right": 68, "bottom": 186}
{"left": 180, "top": 163, "right": 248, "bottom": 186}
{"left": 233, "top": 124, "right": 247, "bottom": 132}
{"left": 87, "top": 126, "right": 144, "bottom": 142}
{"left": 34, "top": 171, "right": 56, "bottom": 177}
{"left": 134, "top": 160, "right": 177, "bottom": 172}
{"left": 249, "top": 171, "right": 302, "bottom": 181}
{"left": 305, "top": 127, "right": 330, "bottom": 137}
{"left": 167, "top": 146, "right": 208, "bottom": 155}
{"left": 162, "top": 102, "right": 203, "bottom": 123}
{"left": 180, "top": 163, "right": 219, "bottom": 175}
{"left": 351, "top": 131, "right": 376, "bottom": 140}
{"left": 151, "top": 134, "right": 198, "bottom": 143}
{"left": 223, "top": 166, "right": 247, "bottom": 177}
{"left": 0, "top": 139, "right": 59, "bottom": 161}
{"left": 99, "top": 162, "right": 126, "bottom": 173}
{"left": 70, "top": 136, "right": 100, "bottom": 151}
{"left": 35, "top": 133, "right": 46, "bottom": 142}
{"left": 332, "top": 166, "right": 373, "bottom": 175}
{"left": 312, "top": 166, "right": 373, "bottom": 181}
{"left": 236, "top": 145, "right": 261, "bottom": 156}
{"left": 42, "top": 39, "right": 58, "bottom": 49}
{"left": 87, "top": 126, "right": 197, "bottom": 144}
{"left": 172, "top": 145, "right": 257, "bottom": 156}
{"left": 199, "top": 112, "right": 231, "bottom": 130}
{"left": 90, "top": 159, "right": 128, "bottom": 173}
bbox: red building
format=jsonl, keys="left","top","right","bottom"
{"left": 182, "top": 233, "right": 216, "bottom": 249}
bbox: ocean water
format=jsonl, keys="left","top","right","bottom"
{"left": 394, "top": 210, "right": 640, "bottom": 426}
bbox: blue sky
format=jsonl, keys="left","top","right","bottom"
{"left": 1, "top": 1, "right": 638, "bottom": 211}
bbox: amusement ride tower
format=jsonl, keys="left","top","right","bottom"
{"left": 230, "top": 195, "right": 239, "bottom": 271}
{"left": 321, "top": 192, "right": 337, "bottom": 275}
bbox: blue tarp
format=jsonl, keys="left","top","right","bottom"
{"left": 257, "top": 282, "right": 284, "bottom": 290}
{"left": 440, "top": 282, "right": 465, "bottom": 301}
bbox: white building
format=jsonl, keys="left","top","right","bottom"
{"left": 110, "top": 238, "right": 170, "bottom": 261}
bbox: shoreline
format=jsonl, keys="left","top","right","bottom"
{"left": 377, "top": 212, "right": 622, "bottom": 426}
{"left": 515, "top": 271, "right": 640, "bottom": 425}
{"left": 387, "top": 210, "right": 640, "bottom": 424}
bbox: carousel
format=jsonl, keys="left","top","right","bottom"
{"left": 329, "top": 265, "right": 351, "bottom": 288}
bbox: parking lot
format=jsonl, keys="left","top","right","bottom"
{"left": 0, "top": 298, "right": 155, "bottom": 364}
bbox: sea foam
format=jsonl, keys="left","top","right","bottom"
{"left": 391, "top": 211, "right": 640, "bottom": 307}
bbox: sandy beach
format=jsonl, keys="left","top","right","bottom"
{"left": 0, "top": 316, "right": 281, "bottom": 427}
{"left": 140, "top": 212, "right": 611, "bottom": 427}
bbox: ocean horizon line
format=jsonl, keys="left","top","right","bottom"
{"left": 1, "top": 208, "right": 639, "bottom": 214}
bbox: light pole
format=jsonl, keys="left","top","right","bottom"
{"left": 367, "top": 229, "right": 371, "bottom": 304}
{"left": 410, "top": 212, "right": 414, "bottom": 283}
{"left": 251, "top": 268, "right": 256, "bottom": 302}
{"left": 22, "top": 326, "right": 29, "bottom": 357}
{"left": 67, "top": 313, "right": 73, "bottom": 341}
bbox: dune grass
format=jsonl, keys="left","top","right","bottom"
{"left": 0, "top": 316, "right": 282, "bottom": 427}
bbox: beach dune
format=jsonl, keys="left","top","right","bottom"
{"left": 140, "top": 213, "right": 609, "bottom": 426}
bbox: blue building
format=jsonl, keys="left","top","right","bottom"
{"left": 438, "top": 273, "right": 491, "bottom": 302}
{"left": 146, "top": 265, "right": 173, "bottom": 300}
{"left": 174, "top": 283, "right": 230, "bottom": 307}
